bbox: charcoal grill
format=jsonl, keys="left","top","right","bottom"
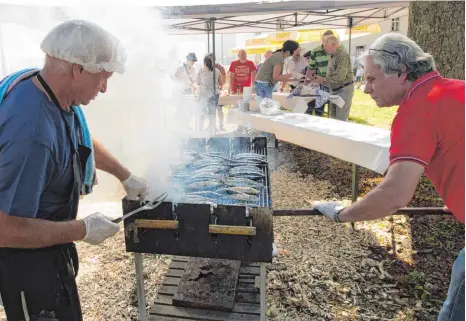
{"left": 122, "top": 136, "right": 274, "bottom": 262}
{"left": 122, "top": 137, "right": 272, "bottom": 321}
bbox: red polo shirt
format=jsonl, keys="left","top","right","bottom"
{"left": 389, "top": 71, "right": 465, "bottom": 222}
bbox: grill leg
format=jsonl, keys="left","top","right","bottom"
{"left": 134, "top": 253, "right": 147, "bottom": 321}
{"left": 351, "top": 164, "right": 360, "bottom": 230}
{"left": 260, "top": 263, "right": 266, "bottom": 321}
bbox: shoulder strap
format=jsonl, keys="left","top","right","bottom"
{"left": 183, "top": 63, "right": 194, "bottom": 83}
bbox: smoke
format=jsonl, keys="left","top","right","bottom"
{"left": 1, "top": 4, "right": 209, "bottom": 202}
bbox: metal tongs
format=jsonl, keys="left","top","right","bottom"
{"left": 112, "top": 192, "right": 168, "bottom": 223}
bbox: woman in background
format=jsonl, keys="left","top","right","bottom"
{"left": 196, "top": 55, "right": 223, "bottom": 135}
{"left": 254, "top": 40, "right": 300, "bottom": 99}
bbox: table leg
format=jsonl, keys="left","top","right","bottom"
{"left": 135, "top": 253, "right": 147, "bottom": 321}
{"left": 351, "top": 164, "right": 360, "bottom": 230}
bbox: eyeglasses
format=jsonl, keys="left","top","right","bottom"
{"left": 369, "top": 48, "right": 398, "bottom": 55}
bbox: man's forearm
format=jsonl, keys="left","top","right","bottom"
{"left": 92, "top": 138, "right": 130, "bottom": 182}
{"left": 0, "top": 210, "right": 85, "bottom": 248}
{"left": 338, "top": 185, "right": 405, "bottom": 222}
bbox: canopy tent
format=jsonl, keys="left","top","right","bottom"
{"left": 0, "top": 1, "right": 409, "bottom": 34}
{"left": 227, "top": 24, "right": 382, "bottom": 55}
{"left": 0, "top": 1, "right": 410, "bottom": 86}
{"left": 149, "top": 0, "right": 409, "bottom": 89}
{"left": 157, "top": 1, "right": 409, "bottom": 35}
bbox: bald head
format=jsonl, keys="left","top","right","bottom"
{"left": 238, "top": 49, "right": 247, "bottom": 62}
{"left": 264, "top": 49, "right": 273, "bottom": 59}
{"left": 323, "top": 36, "right": 340, "bottom": 54}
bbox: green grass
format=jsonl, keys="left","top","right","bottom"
{"left": 348, "top": 88, "right": 398, "bottom": 129}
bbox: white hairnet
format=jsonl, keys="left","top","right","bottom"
{"left": 40, "top": 20, "right": 127, "bottom": 74}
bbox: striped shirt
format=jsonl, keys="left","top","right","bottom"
{"left": 308, "top": 44, "right": 330, "bottom": 77}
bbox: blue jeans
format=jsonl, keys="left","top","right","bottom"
{"left": 438, "top": 248, "right": 465, "bottom": 321}
{"left": 254, "top": 82, "right": 273, "bottom": 99}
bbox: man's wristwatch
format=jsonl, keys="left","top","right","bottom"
{"left": 333, "top": 206, "right": 345, "bottom": 223}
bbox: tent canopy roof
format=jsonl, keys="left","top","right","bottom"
{"left": 159, "top": 0, "right": 410, "bottom": 34}
{"left": 0, "top": 0, "right": 410, "bottom": 35}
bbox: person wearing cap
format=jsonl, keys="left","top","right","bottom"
{"left": 174, "top": 52, "right": 198, "bottom": 95}
{"left": 0, "top": 20, "right": 147, "bottom": 320}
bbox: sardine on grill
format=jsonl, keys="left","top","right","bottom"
{"left": 223, "top": 177, "right": 264, "bottom": 189}
{"left": 232, "top": 153, "right": 266, "bottom": 160}
{"left": 229, "top": 166, "right": 263, "bottom": 175}
{"left": 181, "top": 196, "right": 218, "bottom": 207}
{"left": 216, "top": 186, "right": 260, "bottom": 195}
{"left": 193, "top": 165, "right": 229, "bottom": 175}
{"left": 187, "top": 180, "right": 223, "bottom": 190}
{"left": 191, "top": 158, "right": 226, "bottom": 168}
{"left": 235, "top": 173, "right": 265, "bottom": 180}
{"left": 225, "top": 193, "right": 260, "bottom": 203}
{"left": 187, "top": 191, "right": 224, "bottom": 199}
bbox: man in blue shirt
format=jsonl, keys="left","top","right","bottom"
{"left": 0, "top": 20, "right": 147, "bottom": 320}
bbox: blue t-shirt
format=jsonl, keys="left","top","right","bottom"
{"left": 0, "top": 78, "right": 77, "bottom": 219}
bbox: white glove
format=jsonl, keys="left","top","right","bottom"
{"left": 313, "top": 202, "right": 346, "bottom": 222}
{"left": 122, "top": 174, "right": 148, "bottom": 201}
{"left": 81, "top": 212, "right": 120, "bottom": 245}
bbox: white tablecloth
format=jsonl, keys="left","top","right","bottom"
{"left": 227, "top": 109, "right": 390, "bottom": 174}
{"left": 219, "top": 92, "right": 313, "bottom": 112}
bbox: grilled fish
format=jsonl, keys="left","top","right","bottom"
{"left": 235, "top": 173, "right": 265, "bottom": 180}
{"left": 225, "top": 193, "right": 260, "bottom": 203}
{"left": 199, "top": 153, "right": 230, "bottom": 161}
{"left": 193, "top": 165, "right": 229, "bottom": 175}
{"left": 216, "top": 186, "right": 260, "bottom": 195}
{"left": 223, "top": 178, "right": 264, "bottom": 188}
{"left": 188, "top": 191, "right": 224, "bottom": 199}
{"left": 187, "top": 180, "right": 223, "bottom": 190}
{"left": 191, "top": 158, "right": 226, "bottom": 168}
{"left": 181, "top": 196, "right": 218, "bottom": 207}
{"left": 188, "top": 174, "right": 225, "bottom": 183}
{"left": 229, "top": 166, "right": 263, "bottom": 175}
{"left": 232, "top": 153, "right": 266, "bottom": 160}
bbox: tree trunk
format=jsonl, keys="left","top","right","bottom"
{"left": 408, "top": 1, "right": 465, "bottom": 80}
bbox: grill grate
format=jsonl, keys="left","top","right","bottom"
{"left": 170, "top": 137, "right": 272, "bottom": 208}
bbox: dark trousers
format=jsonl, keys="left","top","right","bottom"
{"left": 0, "top": 244, "right": 82, "bottom": 321}
{"left": 305, "top": 100, "right": 324, "bottom": 117}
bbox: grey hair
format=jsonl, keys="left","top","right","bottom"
{"left": 324, "top": 35, "right": 340, "bottom": 46}
{"left": 358, "top": 33, "right": 435, "bottom": 81}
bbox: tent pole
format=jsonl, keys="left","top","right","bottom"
{"left": 207, "top": 20, "right": 211, "bottom": 52}
{"left": 347, "top": 17, "right": 353, "bottom": 64}
{"left": 211, "top": 18, "right": 216, "bottom": 102}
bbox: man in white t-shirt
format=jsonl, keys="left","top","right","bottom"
{"left": 281, "top": 47, "right": 307, "bottom": 91}
{"left": 174, "top": 52, "right": 198, "bottom": 94}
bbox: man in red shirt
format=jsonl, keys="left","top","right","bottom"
{"left": 314, "top": 33, "right": 464, "bottom": 320}
{"left": 229, "top": 49, "right": 256, "bottom": 94}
